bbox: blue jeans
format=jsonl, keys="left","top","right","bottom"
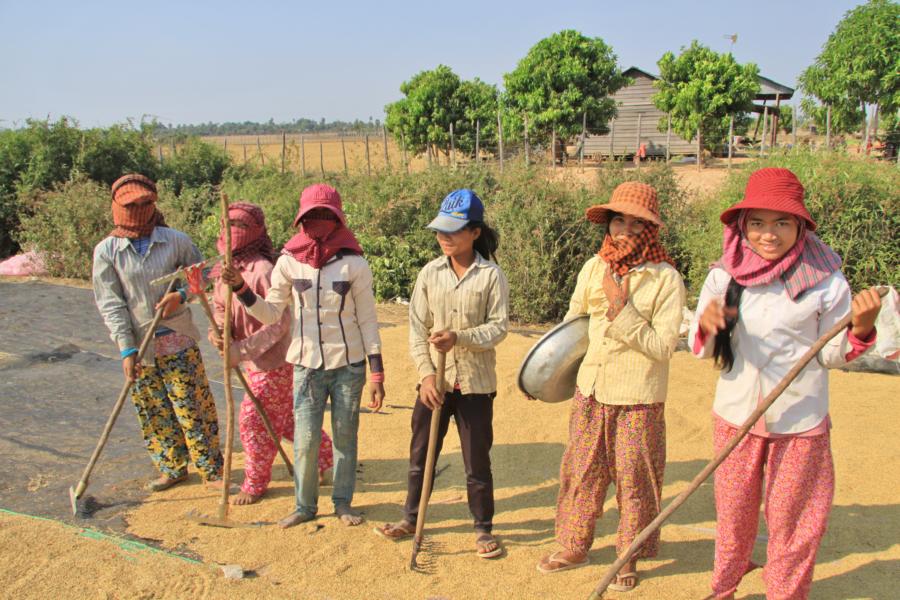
{"left": 292, "top": 361, "right": 366, "bottom": 516}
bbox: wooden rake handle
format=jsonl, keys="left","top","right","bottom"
{"left": 219, "top": 193, "right": 234, "bottom": 519}
{"left": 73, "top": 279, "right": 177, "bottom": 499}
{"left": 413, "top": 352, "right": 447, "bottom": 546}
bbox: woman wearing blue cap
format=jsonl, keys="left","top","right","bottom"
{"left": 374, "top": 189, "right": 509, "bottom": 559}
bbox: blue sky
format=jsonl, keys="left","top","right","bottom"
{"left": 0, "top": 0, "right": 864, "bottom": 127}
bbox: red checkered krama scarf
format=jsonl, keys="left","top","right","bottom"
{"left": 717, "top": 210, "right": 842, "bottom": 300}
{"left": 213, "top": 202, "right": 277, "bottom": 270}
{"left": 587, "top": 181, "right": 674, "bottom": 276}
{"left": 282, "top": 184, "right": 363, "bottom": 269}
{"left": 109, "top": 174, "right": 167, "bottom": 238}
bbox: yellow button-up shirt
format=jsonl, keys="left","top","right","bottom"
{"left": 566, "top": 256, "right": 685, "bottom": 404}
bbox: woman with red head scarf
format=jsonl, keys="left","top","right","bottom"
{"left": 221, "top": 184, "right": 384, "bottom": 527}
{"left": 689, "top": 168, "right": 882, "bottom": 599}
{"left": 92, "top": 174, "right": 223, "bottom": 492}
{"left": 209, "top": 202, "right": 333, "bottom": 505}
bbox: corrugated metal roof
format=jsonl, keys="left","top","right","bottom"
{"left": 621, "top": 66, "right": 794, "bottom": 101}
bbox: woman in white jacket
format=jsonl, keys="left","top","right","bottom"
{"left": 222, "top": 184, "right": 385, "bottom": 528}
{"left": 688, "top": 168, "right": 882, "bottom": 600}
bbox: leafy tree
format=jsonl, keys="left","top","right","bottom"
{"left": 385, "top": 66, "right": 498, "bottom": 158}
{"left": 503, "top": 30, "right": 627, "bottom": 146}
{"left": 799, "top": 0, "right": 899, "bottom": 139}
{"left": 652, "top": 41, "right": 759, "bottom": 165}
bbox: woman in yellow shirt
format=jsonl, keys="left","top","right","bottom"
{"left": 537, "top": 182, "right": 685, "bottom": 593}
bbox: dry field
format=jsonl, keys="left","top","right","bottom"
{"left": 1, "top": 306, "right": 897, "bottom": 599}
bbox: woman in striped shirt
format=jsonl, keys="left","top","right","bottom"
{"left": 374, "top": 189, "right": 509, "bottom": 559}
{"left": 92, "top": 174, "right": 223, "bottom": 492}
{"left": 536, "top": 182, "right": 685, "bottom": 593}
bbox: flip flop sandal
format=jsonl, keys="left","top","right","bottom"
{"left": 476, "top": 534, "right": 503, "bottom": 559}
{"left": 144, "top": 475, "right": 187, "bottom": 492}
{"left": 608, "top": 572, "right": 638, "bottom": 592}
{"left": 372, "top": 522, "right": 414, "bottom": 540}
{"left": 535, "top": 552, "right": 590, "bottom": 574}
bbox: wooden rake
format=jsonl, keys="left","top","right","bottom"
{"left": 410, "top": 351, "right": 447, "bottom": 571}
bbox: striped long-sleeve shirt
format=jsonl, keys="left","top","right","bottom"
{"left": 409, "top": 254, "right": 509, "bottom": 395}
{"left": 92, "top": 227, "right": 202, "bottom": 364}
{"left": 566, "top": 256, "right": 685, "bottom": 404}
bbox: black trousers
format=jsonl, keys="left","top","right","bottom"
{"left": 403, "top": 390, "right": 495, "bottom": 532}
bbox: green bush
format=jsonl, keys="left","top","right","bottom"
{"left": 160, "top": 138, "right": 231, "bottom": 195}
{"left": 681, "top": 149, "right": 899, "bottom": 295}
{"left": 15, "top": 177, "right": 112, "bottom": 279}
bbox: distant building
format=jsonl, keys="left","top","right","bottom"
{"left": 581, "top": 67, "right": 794, "bottom": 158}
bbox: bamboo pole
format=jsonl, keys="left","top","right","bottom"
{"left": 382, "top": 125, "right": 391, "bottom": 171}
{"left": 497, "top": 111, "right": 504, "bottom": 172}
{"left": 319, "top": 142, "right": 325, "bottom": 176}
{"left": 300, "top": 136, "right": 306, "bottom": 177}
{"left": 219, "top": 193, "right": 234, "bottom": 520}
{"left": 727, "top": 115, "right": 734, "bottom": 169}
{"left": 341, "top": 132, "right": 348, "bottom": 174}
{"left": 761, "top": 106, "right": 769, "bottom": 156}
{"left": 365, "top": 134, "right": 371, "bottom": 175}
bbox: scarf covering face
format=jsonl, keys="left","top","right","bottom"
{"left": 717, "top": 210, "right": 842, "bottom": 299}
{"left": 208, "top": 202, "right": 277, "bottom": 277}
{"left": 281, "top": 184, "right": 362, "bottom": 268}
{"left": 109, "top": 174, "right": 166, "bottom": 238}
{"left": 598, "top": 221, "right": 674, "bottom": 277}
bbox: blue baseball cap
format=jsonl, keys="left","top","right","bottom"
{"left": 427, "top": 189, "right": 485, "bottom": 233}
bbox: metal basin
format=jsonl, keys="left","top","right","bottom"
{"left": 517, "top": 315, "right": 589, "bottom": 403}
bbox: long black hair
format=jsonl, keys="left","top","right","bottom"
{"left": 465, "top": 220, "right": 500, "bottom": 262}
{"left": 712, "top": 277, "right": 745, "bottom": 372}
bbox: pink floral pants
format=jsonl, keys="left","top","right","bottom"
{"left": 240, "top": 365, "right": 333, "bottom": 496}
{"left": 711, "top": 418, "right": 834, "bottom": 600}
{"left": 555, "top": 390, "right": 666, "bottom": 557}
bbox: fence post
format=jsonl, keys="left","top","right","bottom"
{"left": 728, "top": 115, "right": 734, "bottom": 169}
{"left": 171, "top": 139, "right": 177, "bottom": 157}
{"left": 450, "top": 122, "right": 456, "bottom": 168}
{"left": 609, "top": 120, "right": 615, "bottom": 160}
{"left": 300, "top": 135, "right": 306, "bottom": 177}
{"left": 524, "top": 115, "right": 530, "bottom": 167}
{"left": 665, "top": 115, "right": 671, "bottom": 162}
{"left": 243, "top": 144, "right": 247, "bottom": 164}
{"left": 497, "top": 111, "right": 504, "bottom": 172}
{"left": 761, "top": 106, "right": 769, "bottom": 157}
{"left": 365, "top": 134, "right": 371, "bottom": 176}
{"left": 319, "top": 141, "right": 325, "bottom": 176}
{"left": 792, "top": 100, "right": 797, "bottom": 148}
{"left": 551, "top": 127, "right": 557, "bottom": 168}
{"left": 382, "top": 125, "right": 391, "bottom": 171}
{"left": 400, "top": 131, "right": 409, "bottom": 173}
{"left": 475, "top": 119, "right": 480, "bottom": 163}
{"left": 257, "top": 136, "right": 263, "bottom": 165}
{"left": 579, "top": 111, "right": 586, "bottom": 171}
{"left": 341, "top": 132, "right": 348, "bottom": 174}
{"left": 281, "top": 131, "right": 286, "bottom": 174}
{"left": 825, "top": 105, "right": 832, "bottom": 150}
{"left": 158, "top": 144, "right": 164, "bottom": 164}
{"left": 223, "top": 138, "right": 228, "bottom": 154}
{"left": 635, "top": 114, "right": 642, "bottom": 169}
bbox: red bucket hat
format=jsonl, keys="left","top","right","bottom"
{"left": 586, "top": 181, "right": 663, "bottom": 226}
{"left": 292, "top": 183, "right": 348, "bottom": 227}
{"left": 720, "top": 167, "right": 816, "bottom": 231}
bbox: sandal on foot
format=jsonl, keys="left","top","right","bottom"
{"left": 476, "top": 533, "right": 503, "bottom": 559}
{"left": 373, "top": 521, "right": 415, "bottom": 540}
{"left": 608, "top": 572, "right": 638, "bottom": 592}
{"left": 536, "top": 551, "right": 589, "bottom": 574}
{"left": 144, "top": 474, "right": 187, "bottom": 492}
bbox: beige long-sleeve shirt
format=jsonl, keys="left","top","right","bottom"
{"left": 566, "top": 256, "right": 685, "bottom": 404}
{"left": 241, "top": 252, "right": 382, "bottom": 370}
{"left": 409, "top": 254, "right": 509, "bottom": 395}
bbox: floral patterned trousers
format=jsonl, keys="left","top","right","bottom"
{"left": 711, "top": 418, "right": 834, "bottom": 600}
{"left": 240, "top": 364, "right": 333, "bottom": 496}
{"left": 130, "top": 344, "right": 223, "bottom": 481}
{"left": 555, "top": 390, "right": 666, "bottom": 557}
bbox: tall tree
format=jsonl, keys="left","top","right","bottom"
{"left": 799, "top": 0, "right": 900, "bottom": 143}
{"left": 652, "top": 41, "right": 759, "bottom": 166}
{"left": 503, "top": 30, "right": 627, "bottom": 147}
